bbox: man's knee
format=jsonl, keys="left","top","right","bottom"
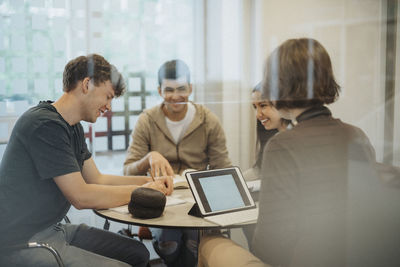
{"left": 153, "top": 240, "right": 181, "bottom": 265}
{"left": 120, "top": 238, "right": 149, "bottom": 267}
{"left": 134, "top": 241, "right": 150, "bottom": 267}
{"left": 157, "top": 240, "right": 179, "bottom": 255}
{"left": 199, "top": 236, "right": 268, "bottom": 267}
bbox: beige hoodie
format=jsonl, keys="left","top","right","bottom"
{"left": 124, "top": 102, "right": 232, "bottom": 175}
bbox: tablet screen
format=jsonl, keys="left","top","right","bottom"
{"left": 186, "top": 167, "right": 254, "bottom": 214}
{"left": 199, "top": 174, "right": 245, "bottom": 211}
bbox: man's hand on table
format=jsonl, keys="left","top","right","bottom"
{"left": 148, "top": 151, "right": 175, "bottom": 178}
{"left": 143, "top": 175, "right": 174, "bottom": 196}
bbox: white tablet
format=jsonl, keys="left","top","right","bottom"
{"left": 185, "top": 167, "right": 256, "bottom": 216}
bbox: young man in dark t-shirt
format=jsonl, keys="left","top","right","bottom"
{"left": 0, "top": 54, "right": 173, "bottom": 267}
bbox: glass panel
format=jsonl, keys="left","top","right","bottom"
{"left": 129, "top": 77, "right": 141, "bottom": 92}
{"left": 34, "top": 78, "right": 48, "bottom": 92}
{"left": 53, "top": 17, "right": 67, "bottom": 33}
{"left": 54, "top": 57, "right": 65, "bottom": 73}
{"left": 112, "top": 135, "right": 125, "bottom": 150}
{"left": 10, "top": 14, "right": 25, "bottom": 30}
{"left": 129, "top": 115, "right": 138, "bottom": 130}
{"left": 33, "top": 57, "right": 48, "bottom": 73}
{"left": 5, "top": 99, "right": 29, "bottom": 115}
{"left": 129, "top": 96, "right": 142, "bottom": 111}
{"left": 94, "top": 136, "right": 108, "bottom": 152}
{"left": 32, "top": 34, "right": 48, "bottom": 52}
{"left": 0, "top": 58, "right": 5, "bottom": 74}
{"left": 32, "top": 14, "right": 48, "bottom": 30}
{"left": 145, "top": 77, "right": 158, "bottom": 93}
{"left": 11, "top": 33, "right": 26, "bottom": 51}
{"left": 111, "top": 116, "right": 124, "bottom": 131}
{"left": 10, "top": 0, "right": 24, "bottom": 9}
{"left": 54, "top": 0, "right": 66, "bottom": 9}
{"left": 0, "top": 123, "right": 8, "bottom": 140}
{"left": 11, "top": 79, "right": 28, "bottom": 96}
{"left": 111, "top": 97, "right": 124, "bottom": 112}
{"left": 0, "top": 144, "right": 6, "bottom": 159}
{"left": 145, "top": 95, "right": 160, "bottom": 109}
{"left": 1, "top": 0, "right": 195, "bottom": 153}
{"left": 31, "top": 0, "right": 46, "bottom": 8}
{"left": 81, "top": 121, "right": 90, "bottom": 132}
{"left": 11, "top": 57, "right": 27, "bottom": 73}
{"left": 0, "top": 101, "right": 6, "bottom": 115}
{"left": 95, "top": 117, "right": 108, "bottom": 132}
{"left": 52, "top": 35, "right": 67, "bottom": 52}
{"left": 54, "top": 78, "right": 63, "bottom": 96}
{"left": 0, "top": 79, "right": 5, "bottom": 95}
{"left": 0, "top": 30, "right": 4, "bottom": 50}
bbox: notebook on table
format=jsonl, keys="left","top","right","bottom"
{"left": 173, "top": 168, "right": 197, "bottom": 189}
{"left": 185, "top": 167, "right": 258, "bottom": 226}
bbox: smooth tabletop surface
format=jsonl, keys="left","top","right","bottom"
{"left": 93, "top": 189, "right": 257, "bottom": 229}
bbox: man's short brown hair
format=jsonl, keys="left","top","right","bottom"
{"left": 63, "top": 54, "right": 125, "bottom": 97}
{"left": 262, "top": 38, "right": 340, "bottom": 109}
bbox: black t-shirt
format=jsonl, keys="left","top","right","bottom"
{"left": 0, "top": 101, "right": 91, "bottom": 246}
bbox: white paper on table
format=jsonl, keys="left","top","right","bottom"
{"left": 246, "top": 180, "right": 261, "bottom": 192}
{"left": 109, "top": 196, "right": 186, "bottom": 214}
{"left": 166, "top": 196, "right": 186, "bottom": 206}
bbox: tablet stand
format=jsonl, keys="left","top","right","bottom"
{"left": 188, "top": 203, "right": 203, "bottom": 217}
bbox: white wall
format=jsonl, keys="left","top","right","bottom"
{"left": 207, "top": 0, "right": 393, "bottom": 168}
{"left": 393, "top": 3, "right": 400, "bottom": 166}
{"left": 258, "top": 0, "right": 388, "bottom": 161}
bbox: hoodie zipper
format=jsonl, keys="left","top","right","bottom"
{"left": 176, "top": 144, "right": 182, "bottom": 174}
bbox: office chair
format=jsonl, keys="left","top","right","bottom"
{"left": 0, "top": 215, "right": 71, "bottom": 266}
{"left": 0, "top": 242, "right": 65, "bottom": 267}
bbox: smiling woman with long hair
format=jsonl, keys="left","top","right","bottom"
{"left": 242, "top": 82, "right": 290, "bottom": 182}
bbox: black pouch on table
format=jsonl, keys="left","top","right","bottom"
{"left": 128, "top": 187, "right": 166, "bottom": 219}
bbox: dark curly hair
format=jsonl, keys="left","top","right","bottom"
{"left": 63, "top": 54, "right": 125, "bottom": 97}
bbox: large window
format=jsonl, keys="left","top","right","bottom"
{"left": 0, "top": 0, "right": 68, "bottom": 103}
{"left": 0, "top": 0, "right": 196, "bottom": 155}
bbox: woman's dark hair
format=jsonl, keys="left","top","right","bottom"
{"left": 63, "top": 54, "right": 125, "bottom": 97}
{"left": 254, "top": 120, "right": 278, "bottom": 169}
{"left": 261, "top": 38, "right": 340, "bottom": 109}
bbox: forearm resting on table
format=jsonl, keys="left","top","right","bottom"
{"left": 97, "top": 173, "right": 152, "bottom": 186}
{"left": 73, "top": 184, "right": 139, "bottom": 210}
{"left": 55, "top": 176, "right": 139, "bottom": 210}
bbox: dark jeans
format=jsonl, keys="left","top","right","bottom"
{"left": 151, "top": 228, "right": 198, "bottom": 267}
{"left": 0, "top": 223, "right": 149, "bottom": 267}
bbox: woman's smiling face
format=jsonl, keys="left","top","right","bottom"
{"left": 252, "top": 91, "right": 283, "bottom": 131}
